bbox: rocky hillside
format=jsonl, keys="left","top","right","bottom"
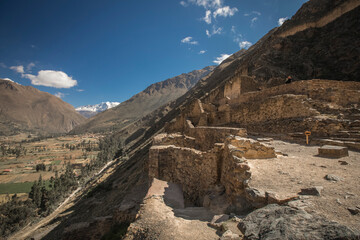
{"left": 71, "top": 66, "right": 215, "bottom": 134}
{"left": 0, "top": 79, "right": 86, "bottom": 135}
{"left": 20, "top": 0, "right": 360, "bottom": 239}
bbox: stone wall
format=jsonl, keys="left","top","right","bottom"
{"left": 185, "top": 126, "right": 247, "bottom": 151}
{"left": 224, "top": 75, "right": 241, "bottom": 100}
{"left": 230, "top": 94, "right": 318, "bottom": 125}
{"left": 166, "top": 80, "right": 360, "bottom": 135}
{"left": 149, "top": 145, "right": 218, "bottom": 204}
{"left": 148, "top": 132, "right": 276, "bottom": 211}
{"left": 153, "top": 133, "right": 198, "bottom": 149}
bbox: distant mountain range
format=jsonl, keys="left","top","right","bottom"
{"left": 71, "top": 65, "right": 216, "bottom": 134}
{"left": 76, "top": 102, "right": 121, "bottom": 118}
{"left": 0, "top": 78, "right": 85, "bottom": 135}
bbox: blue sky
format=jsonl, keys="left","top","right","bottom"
{"left": 0, "top": 0, "right": 307, "bottom": 107}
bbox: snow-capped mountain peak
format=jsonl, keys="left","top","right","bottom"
{"left": 76, "top": 101, "right": 120, "bottom": 112}
{"left": 75, "top": 102, "right": 120, "bottom": 118}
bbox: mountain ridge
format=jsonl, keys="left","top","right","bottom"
{"left": 71, "top": 65, "right": 216, "bottom": 134}
{"left": 0, "top": 79, "right": 86, "bottom": 135}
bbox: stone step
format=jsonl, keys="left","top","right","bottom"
{"left": 318, "top": 145, "right": 349, "bottom": 158}
{"left": 329, "top": 137, "right": 360, "bottom": 143}
{"left": 332, "top": 132, "right": 360, "bottom": 138}
{"left": 288, "top": 132, "right": 305, "bottom": 138}
{"left": 349, "top": 120, "right": 360, "bottom": 127}
{"left": 338, "top": 130, "right": 360, "bottom": 134}
{"left": 344, "top": 114, "right": 360, "bottom": 120}
{"left": 314, "top": 139, "right": 360, "bottom": 151}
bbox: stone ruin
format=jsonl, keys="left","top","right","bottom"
{"left": 148, "top": 77, "right": 360, "bottom": 214}
{"left": 149, "top": 119, "right": 278, "bottom": 213}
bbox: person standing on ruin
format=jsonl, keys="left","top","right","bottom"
{"left": 285, "top": 76, "right": 292, "bottom": 84}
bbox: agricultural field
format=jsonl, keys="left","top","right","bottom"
{"left": 0, "top": 133, "right": 101, "bottom": 203}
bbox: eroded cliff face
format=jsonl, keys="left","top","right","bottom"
{"left": 217, "top": 0, "right": 360, "bottom": 87}
{"left": 277, "top": 0, "right": 360, "bottom": 38}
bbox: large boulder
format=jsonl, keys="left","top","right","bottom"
{"left": 239, "top": 204, "right": 359, "bottom": 240}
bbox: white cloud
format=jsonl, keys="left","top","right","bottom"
{"left": 10, "top": 65, "right": 25, "bottom": 74}
{"left": 231, "top": 28, "right": 251, "bottom": 50}
{"left": 213, "top": 53, "right": 231, "bottom": 65}
{"left": 180, "top": 1, "right": 188, "bottom": 6}
{"left": 206, "top": 25, "right": 222, "bottom": 37}
{"left": 233, "top": 36, "right": 242, "bottom": 43}
{"left": 213, "top": 6, "right": 238, "bottom": 18}
{"left": 54, "top": 92, "right": 65, "bottom": 99}
{"left": 189, "top": 0, "right": 222, "bottom": 9}
{"left": 239, "top": 41, "right": 252, "bottom": 49}
{"left": 181, "top": 36, "right": 198, "bottom": 45}
{"left": 76, "top": 89, "right": 85, "bottom": 92}
{"left": 251, "top": 17, "right": 258, "bottom": 26}
{"left": 231, "top": 27, "right": 245, "bottom": 46}
{"left": 10, "top": 63, "right": 35, "bottom": 73}
{"left": 278, "top": 17, "right": 288, "bottom": 26}
{"left": 24, "top": 70, "right": 77, "bottom": 88}
{"left": 199, "top": 50, "right": 206, "bottom": 54}
{"left": 0, "top": 63, "right": 7, "bottom": 68}
{"left": 27, "top": 62, "right": 35, "bottom": 71}
{"left": 244, "top": 11, "right": 261, "bottom": 17}
{"left": 212, "top": 26, "right": 222, "bottom": 35}
{"left": 203, "top": 10, "right": 212, "bottom": 24}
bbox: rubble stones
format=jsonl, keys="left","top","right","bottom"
{"left": 220, "top": 230, "right": 241, "bottom": 240}
{"left": 299, "top": 186, "right": 323, "bottom": 196}
{"left": 209, "top": 214, "right": 230, "bottom": 229}
{"left": 245, "top": 188, "right": 266, "bottom": 208}
{"left": 325, "top": 174, "right": 342, "bottom": 182}
{"left": 347, "top": 207, "right": 360, "bottom": 215}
